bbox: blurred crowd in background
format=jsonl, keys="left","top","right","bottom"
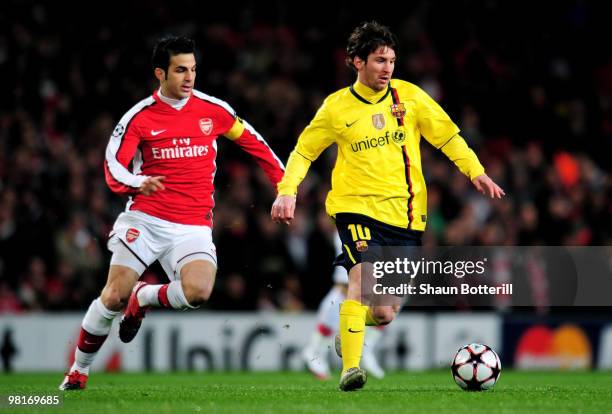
{"left": 0, "top": 1, "right": 610, "bottom": 312}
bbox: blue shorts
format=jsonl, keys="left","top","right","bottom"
{"left": 333, "top": 213, "right": 423, "bottom": 272}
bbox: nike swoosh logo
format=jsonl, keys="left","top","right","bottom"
{"left": 348, "top": 328, "right": 363, "bottom": 333}
{"left": 346, "top": 120, "right": 358, "bottom": 128}
{"left": 151, "top": 129, "right": 167, "bottom": 136}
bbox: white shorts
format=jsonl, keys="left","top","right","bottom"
{"left": 107, "top": 210, "right": 217, "bottom": 280}
{"left": 333, "top": 231, "right": 349, "bottom": 284}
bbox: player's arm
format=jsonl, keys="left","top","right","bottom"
{"left": 439, "top": 135, "right": 504, "bottom": 198}
{"left": 104, "top": 121, "right": 164, "bottom": 196}
{"left": 415, "top": 86, "right": 504, "bottom": 199}
{"left": 224, "top": 117, "right": 285, "bottom": 186}
{"left": 272, "top": 103, "right": 336, "bottom": 224}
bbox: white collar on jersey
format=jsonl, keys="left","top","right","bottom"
{"left": 157, "top": 88, "right": 190, "bottom": 110}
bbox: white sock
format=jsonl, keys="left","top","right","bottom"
{"left": 72, "top": 298, "right": 120, "bottom": 375}
{"left": 364, "top": 327, "right": 384, "bottom": 351}
{"left": 72, "top": 349, "right": 95, "bottom": 375}
{"left": 316, "top": 286, "right": 345, "bottom": 330}
{"left": 138, "top": 281, "right": 196, "bottom": 309}
{"left": 167, "top": 280, "right": 196, "bottom": 309}
{"left": 137, "top": 284, "right": 161, "bottom": 307}
{"left": 81, "top": 298, "right": 119, "bottom": 335}
{"left": 304, "top": 330, "right": 331, "bottom": 357}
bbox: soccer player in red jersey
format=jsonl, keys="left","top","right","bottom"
{"left": 60, "top": 36, "right": 284, "bottom": 390}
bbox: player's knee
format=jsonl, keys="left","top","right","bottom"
{"left": 372, "top": 307, "right": 395, "bottom": 325}
{"left": 100, "top": 285, "right": 130, "bottom": 311}
{"left": 180, "top": 260, "right": 216, "bottom": 306}
{"left": 194, "top": 283, "right": 213, "bottom": 304}
{"left": 182, "top": 279, "right": 213, "bottom": 306}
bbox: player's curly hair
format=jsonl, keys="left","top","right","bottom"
{"left": 345, "top": 21, "right": 398, "bottom": 71}
{"left": 152, "top": 36, "right": 195, "bottom": 76}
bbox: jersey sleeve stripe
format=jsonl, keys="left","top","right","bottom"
{"left": 438, "top": 134, "right": 457, "bottom": 150}
{"left": 242, "top": 119, "right": 286, "bottom": 171}
{"left": 105, "top": 97, "right": 155, "bottom": 189}
{"left": 295, "top": 150, "right": 314, "bottom": 162}
{"left": 104, "top": 160, "right": 137, "bottom": 192}
{"left": 401, "top": 145, "right": 415, "bottom": 228}
{"left": 192, "top": 90, "right": 284, "bottom": 169}
{"left": 192, "top": 89, "right": 237, "bottom": 117}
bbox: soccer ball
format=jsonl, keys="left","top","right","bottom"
{"left": 451, "top": 343, "right": 501, "bottom": 391}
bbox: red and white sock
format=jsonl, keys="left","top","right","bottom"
{"left": 301, "top": 286, "right": 345, "bottom": 357}
{"left": 70, "top": 298, "right": 119, "bottom": 375}
{"left": 316, "top": 286, "right": 344, "bottom": 330}
{"left": 304, "top": 323, "right": 334, "bottom": 358}
{"left": 137, "top": 281, "right": 196, "bottom": 309}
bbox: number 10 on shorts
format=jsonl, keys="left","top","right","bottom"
{"left": 348, "top": 224, "right": 371, "bottom": 241}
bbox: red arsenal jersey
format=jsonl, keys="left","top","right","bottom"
{"left": 104, "top": 89, "right": 284, "bottom": 226}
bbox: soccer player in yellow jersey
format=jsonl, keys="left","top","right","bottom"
{"left": 271, "top": 21, "right": 504, "bottom": 391}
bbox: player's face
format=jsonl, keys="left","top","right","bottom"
{"left": 356, "top": 46, "right": 396, "bottom": 91}
{"left": 159, "top": 53, "right": 196, "bottom": 99}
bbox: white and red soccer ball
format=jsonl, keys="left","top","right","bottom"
{"left": 451, "top": 343, "right": 501, "bottom": 391}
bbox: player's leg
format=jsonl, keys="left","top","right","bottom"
{"left": 125, "top": 256, "right": 216, "bottom": 314}
{"left": 302, "top": 283, "right": 346, "bottom": 380}
{"left": 359, "top": 233, "right": 420, "bottom": 376}
{"left": 362, "top": 326, "right": 386, "bottom": 379}
{"left": 333, "top": 214, "right": 371, "bottom": 390}
{"left": 336, "top": 214, "right": 407, "bottom": 390}
{"left": 303, "top": 233, "right": 348, "bottom": 379}
{"left": 119, "top": 224, "right": 216, "bottom": 341}
{"left": 135, "top": 259, "right": 215, "bottom": 309}
{"left": 335, "top": 316, "right": 388, "bottom": 379}
{"left": 119, "top": 260, "right": 212, "bottom": 342}
{"left": 334, "top": 321, "right": 391, "bottom": 377}
{"left": 60, "top": 263, "right": 140, "bottom": 390}
{"left": 339, "top": 269, "right": 400, "bottom": 390}
{"left": 365, "top": 305, "right": 398, "bottom": 326}
{"left": 314, "top": 230, "right": 385, "bottom": 379}
{"left": 60, "top": 211, "right": 156, "bottom": 391}
{"left": 137, "top": 242, "right": 216, "bottom": 308}
{"left": 178, "top": 259, "right": 216, "bottom": 306}
{"left": 338, "top": 263, "right": 368, "bottom": 390}
{"left": 359, "top": 304, "right": 402, "bottom": 379}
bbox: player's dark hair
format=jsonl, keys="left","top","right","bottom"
{"left": 152, "top": 36, "right": 195, "bottom": 77}
{"left": 345, "top": 21, "right": 398, "bottom": 71}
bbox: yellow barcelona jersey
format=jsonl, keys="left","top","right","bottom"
{"left": 278, "top": 79, "right": 485, "bottom": 231}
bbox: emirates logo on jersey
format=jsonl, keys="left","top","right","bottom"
{"left": 151, "top": 138, "right": 209, "bottom": 160}
{"left": 199, "top": 118, "right": 213, "bottom": 135}
{"left": 126, "top": 228, "right": 140, "bottom": 243}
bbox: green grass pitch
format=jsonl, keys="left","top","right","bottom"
{"left": 1, "top": 371, "right": 611, "bottom": 413}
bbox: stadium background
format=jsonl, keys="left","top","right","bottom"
{"left": 0, "top": 0, "right": 611, "bottom": 374}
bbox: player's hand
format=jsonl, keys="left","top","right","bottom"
{"left": 139, "top": 176, "right": 166, "bottom": 195}
{"left": 271, "top": 194, "right": 296, "bottom": 225}
{"left": 472, "top": 174, "right": 505, "bottom": 199}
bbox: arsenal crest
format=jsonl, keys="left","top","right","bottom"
{"left": 126, "top": 228, "right": 140, "bottom": 243}
{"left": 390, "top": 103, "right": 406, "bottom": 119}
{"left": 199, "top": 118, "right": 213, "bottom": 135}
{"left": 371, "top": 113, "right": 385, "bottom": 130}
